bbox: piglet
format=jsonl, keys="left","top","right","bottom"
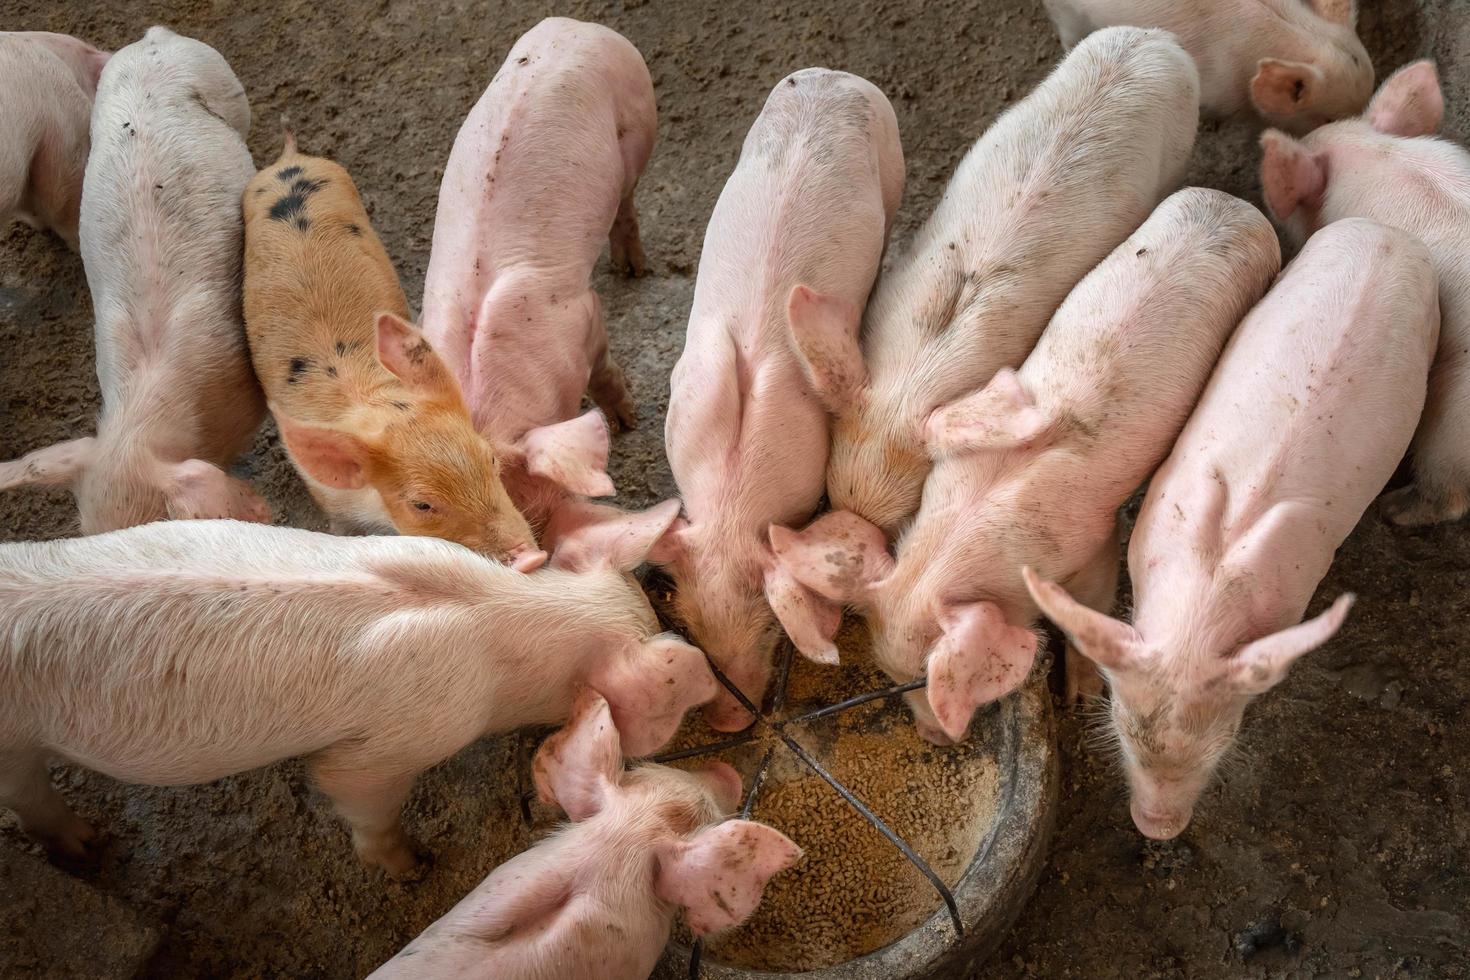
{"left": 0, "top": 26, "right": 267, "bottom": 532}
{"left": 0, "top": 31, "right": 108, "bottom": 248}
{"left": 1041, "top": 0, "right": 1373, "bottom": 132}
{"left": 420, "top": 17, "right": 668, "bottom": 560}
{"left": 1025, "top": 219, "right": 1439, "bottom": 839}
{"left": 656, "top": 68, "right": 904, "bottom": 731}
{"left": 242, "top": 134, "right": 542, "bottom": 567}
{"left": 773, "top": 189, "right": 1280, "bottom": 743}
{"left": 370, "top": 691, "right": 800, "bottom": 980}
{"left": 820, "top": 27, "right": 1198, "bottom": 537}
{"left": 0, "top": 516, "right": 714, "bottom": 873}
{"left": 1261, "top": 61, "right": 1470, "bottom": 526}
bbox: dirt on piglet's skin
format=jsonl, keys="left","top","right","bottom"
{"left": 2, "top": 0, "right": 1468, "bottom": 977}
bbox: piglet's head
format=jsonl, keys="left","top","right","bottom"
{"left": 587, "top": 633, "right": 719, "bottom": 757}
{"left": 274, "top": 311, "right": 544, "bottom": 570}
{"left": 1260, "top": 60, "right": 1443, "bottom": 242}
{"left": 767, "top": 511, "right": 1034, "bottom": 744}
{"left": 534, "top": 690, "right": 801, "bottom": 936}
{"left": 650, "top": 510, "right": 842, "bottom": 733}
{"left": 0, "top": 437, "right": 272, "bottom": 534}
{"left": 537, "top": 497, "right": 716, "bottom": 754}
{"left": 1246, "top": 0, "right": 1373, "bottom": 134}
{"left": 1024, "top": 567, "right": 1354, "bottom": 840}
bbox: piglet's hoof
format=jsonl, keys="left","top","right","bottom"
{"left": 37, "top": 816, "right": 97, "bottom": 860}
{"left": 1381, "top": 484, "right": 1465, "bottom": 527}
{"left": 357, "top": 834, "right": 424, "bottom": 880}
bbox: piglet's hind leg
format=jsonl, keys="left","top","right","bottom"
{"left": 585, "top": 299, "right": 638, "bottom": 432}
{"left": 609, "top": 192, "right": 647, "bottom": 278}
{"left": 310, "top": 753, "right": 421, "bottom": 877}
{"left": 0, "top": 750, "right": 95, "bottom": 857}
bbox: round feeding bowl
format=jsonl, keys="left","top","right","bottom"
{"left": 648, "top": 617, "right": 1058, "bottom": 980}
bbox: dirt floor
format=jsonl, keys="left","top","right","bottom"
{"left": 2, "top": 0, "right": 1468, "bottom": 977}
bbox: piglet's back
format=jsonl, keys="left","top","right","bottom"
{"left": 1018, "top": 188, "right": 1280, "bottom": 482}
{"left": 864, "top": 26, "right": 1199, "bottom": 386}
{"left": 1148, "top": 219, "right": 1440, "bottom": 550}
{"left": 242, "top": 141, "right": 411, "bottom": 419}
{"left": 0, "top": 523, "right": 525, "bottom": 727}
{"left": 424, "top": 17, "right": 654, "bottom": 290}
{"left": 82, "top": 27, "right": 257, "bottom": 416}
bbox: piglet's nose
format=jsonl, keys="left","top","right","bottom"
{"left": 699, "top": 761, "right": 744, "bottom": 814}
{"left": 510, "top": 548, "right": 548, "bottom": 573}
{"left": 702, "top": 694, "right": 756, "bottom": 734}
{"left": 1131, "top": 800, "right": 1191, "bottom": 840}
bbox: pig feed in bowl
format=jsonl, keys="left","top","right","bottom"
{"left": 648, "top": 617, "right": 1058, "bottom": 979}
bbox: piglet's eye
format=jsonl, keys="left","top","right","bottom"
{"left": 412, "top": 500, "right": 433, "bottom": 513}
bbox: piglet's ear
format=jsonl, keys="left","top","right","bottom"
{"left": 547, "top": 498, "right": 681, "bottom": 573}
{"left": 0, "top": 437, "right": 95, "bottom": 491}
{"left": 523, "top": 410, "right": 616, "bottom": 498}
{"left": 594, "top": 634, "right": 718, "bottom": 757}
{"left": 1022, "top": 566, "right": 1140, "bottom": 671}
{"left": 764, "top": 560, "right": 843, "bottom": 666}
{"left": 767, "top": 510, "right": 893, "bottom": 607}
{"left": 1250, "top": 59, "right": 1324, "bottom": 118}
{"left": 162, "top": 459, "right": 272, "bottom": 523}
{"left": 786, "top": 284, "right": 867, "bottom": 414}
{"left": 275, "top": 412, "right": 370, "bottom": 490}
{"left": 925, "top": 601, "right": 1038, "bottom": 743}
{"left": 532, "top": 688, "right": 623, "bottom": 821}
{"left": 1259, "top": 130, "right": 1326, "bottom": 222}
{"left": 655, "top": 820, "right": 802, "bottom": 937}
{"left": 1231, "top": 593, "right": 1354, "bottom": 696}
{"left": 646, "top": 514, "right": 691, "bottom": 567}
{"left": 924, "top": 368, "right": 1053, "bottom": 456}
{"left": 375, "top": 311, "right": 459, "bottom": 400}
{"left": 1367, "top": 61, "right": 1443, "bottom": 138}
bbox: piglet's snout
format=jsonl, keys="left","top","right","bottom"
{"left": 702, "top": 691, "right": 756, "bottom": 733}
{"left": 698, "top": 762, "right": 744, "bottom": 814}
{"left": 510, "top": 547, "right": 548, "bottom": 573}
{"left": 1130, "top": 798, "right": 1193, "bottom": 840}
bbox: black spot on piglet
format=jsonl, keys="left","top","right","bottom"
{"left": 287, "top": 357, "right": 311, "bottom": 383}
{"left": 345, "top": 223, "right": 362, "bottom": 237}
{"left": 268, "top": 177, "right": 329, "bottom": 226}
{"left": 269, "top": 195, "right": 305, "bottom": 224}
{"left": 278, "top": 166, "right": 303, "bottom": 180}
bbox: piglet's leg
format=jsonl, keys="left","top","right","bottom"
{"left": 0, "top": 750, "right": 95, "bottom": 857}
{"left": 309, "top": 754, "right": 420, "bottom": 877}
{"left": 609, "top": 192, "right": 647, "bottom": 278}
{"left": 1057, "top": 531, "right": 1122, "bottom": 707}
{"left": 1384, "top": 360, "right": 1470, "bottom": 526}
{"left": 585, "top": 297, "right": 638, "bottom": 432}
{"left": 1381, "top": 483, "right": 1469, "bottom": 527}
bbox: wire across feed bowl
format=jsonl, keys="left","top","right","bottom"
{"left": 645, "top": 607, "right": 1059, "bottom": 980}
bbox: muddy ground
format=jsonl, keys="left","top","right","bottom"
{"left": 2, "top": 0, "right": 1467, "bottom": 977}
